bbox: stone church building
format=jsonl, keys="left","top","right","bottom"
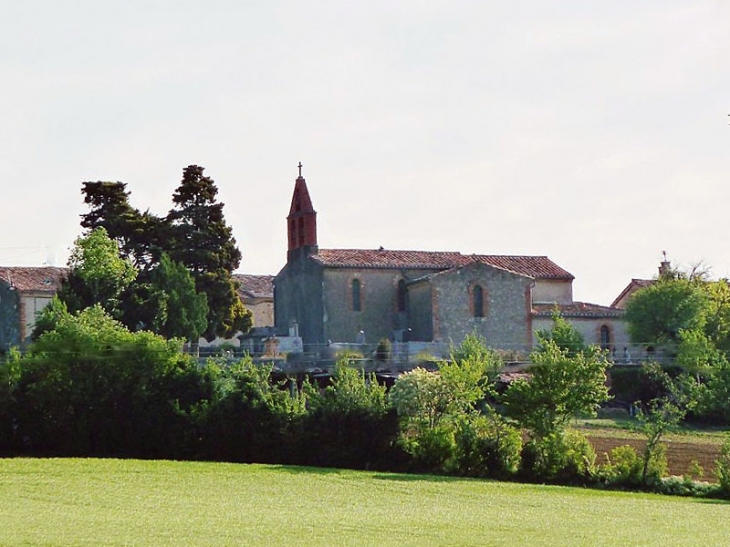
{"left": 274, "top": 168, "right": 628, "bottom": 355}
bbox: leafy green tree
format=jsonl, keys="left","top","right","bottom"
{"left": 77, "top": 170, "right": 252, "bottom": 341}
{"left": 0, "top": 348, "right": 22, "bottom": 450}
{"left": 536, "top": 311, "right": 586, "bottom": 356}
{"left": 503, "top": 339, "right": 611, "bottom": 439}
{"left": 625, "top": 278, "right": 709, "bottom": 346}
{"left": 389, "top": 335, "right": 505, "bottom": 473}
{"left": 635, "top": 398, "right": 681, "bottom": 486}
{"left": 31, "top": 295, "right": 71, "bottom": 340}
{"left": 14, "top": 305, "right": 204, "bottom": 456}
{"left": 167, "top": 165, "right": 252, "bottom": 340}
{"left": 389, "top": 367, "right": 455, "bottom": 430}
{"left": 150, "top": 254, "right": 209, "bottom": 342}
{"left": 675, "top": 328, "right": 726, "bottom": 380}
{"left": 698, "top": 359, "right": 730, "bottom": 423}
{"left": 57, "top": 227, "right": 137, "bottom": 318}
{"left": 702, "top": 280, "right": 730, "bottom": 354}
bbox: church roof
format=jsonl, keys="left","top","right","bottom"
{"left": 532, "top": 301, "right": 624, "bottom": 318}
{"left": 0, "top": 266, "right": 66, "bottom": 293}
{"left": 233, "top": 274, "right": 274, "bottom": 299}
{"left": 472, "top": 255, "right": 573, "bottom": 280}
{"left": 312, "top": 249, "right": 573, "bottom": 280}
{"left": 287, "top": 173, "right": 316, "bottom": 218}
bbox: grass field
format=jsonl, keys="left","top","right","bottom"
{"left": 1, "top": 458, "right": 728, "bottom": 546}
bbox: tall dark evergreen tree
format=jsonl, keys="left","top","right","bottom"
{"left": 167, "top": 165, "right": 251, "bottom": 340}
{"left": 80, "top": 181, "right": 166, "bottom": 271}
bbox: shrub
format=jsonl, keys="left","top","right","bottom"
{"left": 714, "top": 435, "right": 730, "bottom": 497}
{"left": 375, "top": 338, "right": 392, "bottom": 363}
{"left": 521, "top": 429, "right": 596, "bottom": 483}
{"left": 200, "top": 357, "right": 299, "bottom": 463}
{"left": 503, "top": 339, "right": 610, "bottom": 439}
{"left": 452, "top": 413, "right": 522, "bottom": 478}
{"left": 657, "top": 476, "right": 717, "bottom": 498}
{"left": 399, "top": 424, "right": 456, "bottom": 473}
{"left": 598, "top": 445, "right": 643, "bottom": 488}
{"left": 293, "top": 359, "right": 396, "bottom": 470}
{"left": 12, "top": 306, "right": 206, "bottom": 457}
{"left": 686, "top": 460, "right": 704, "bottom": 482}
{"left": 635, "top": 397, "right": 680, "bottom": 486}
{"left": 642, "top": 443, "right": 669, "bottom": 487}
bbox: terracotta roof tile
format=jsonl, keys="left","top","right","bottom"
{"left": 314, "top": 249, "right": 464, "bottom": 269}
{"left": 233, "top": 274, "right": 274, "bottom": 299}
{"left": 472, "top": 255, "right": 573, "bottom": 280}
{"left": 532, "top": 301, "right": 624, "bottom": 318}
{"left": 312, "top": 249, "right": 573, "bottom": 280}
{"left": 0, "top": 266, "right": 67, "bottom": 293}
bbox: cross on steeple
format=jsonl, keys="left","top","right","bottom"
{"left": 298, "top": 162, "right": 303, "bottom": 177}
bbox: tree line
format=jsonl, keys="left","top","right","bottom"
{"left": 44, "top": 165, "right": 252, "bottom": 344}
{"left": 3, "top": 306, "right": 730, "bottom": 499}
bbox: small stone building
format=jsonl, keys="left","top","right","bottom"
{"left": 0, "top": 266, "right": 66, "bottom": 349}
{"left": 233, "top": 274, "right": 274, "bottom": 328}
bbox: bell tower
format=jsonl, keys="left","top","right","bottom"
{"left": 287, "top": 162, "right": 318, "bottom": 261}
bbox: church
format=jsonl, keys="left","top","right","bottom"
{"left": 274, "top": 167, "right": 628, "bottom": 356}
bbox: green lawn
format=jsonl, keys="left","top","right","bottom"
{"left": 1, "top": 458, "right": 728, "bottom": 547}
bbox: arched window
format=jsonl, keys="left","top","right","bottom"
{"left": 473, "top": 285, "right": 484, "bottom": 318}
{"left": 352, "top": 279, "right": 362, "bottom": 312}
{"left": 599, "top": 325, "right": 611, "bottom": 349}
{"left": 397, "top": 279, "right": 407, "bottom": 313}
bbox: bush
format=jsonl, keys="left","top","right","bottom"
{"left": 199, "top": 357, "right": 299, "bottom": 463}
{"left": 521, "top": 429, "right": 596, "bottom": 484}
{"left": 292, "top": 360, "right": 397, "bottom": 470}
{"left": 399, "top": 425, "right": 456, "bottom": 473}
{"left": 642, "top": 443, "right": 669, "bottom": 487}
{"left": 714, "top": 435, "right": 730, "bottom": 497}
{"left": 11, "top": 306, "right": 208, "bottom": 457}
{"left": 608, "top": 367, "right": 644, "bottom": 405}
{"left": 375, "top": 338, "right": 392, "bottom": 363}
{"left": 657, "top": 476, "right": 717, "bottom": 498}
{"left": 452, "top": 413, "right": 522, "bottom": 478}
{"left": 598, "top": 445, "right": 644, "bottom": 488}
{"left": 0, "top": 351, "right": 21, "bottom": 453}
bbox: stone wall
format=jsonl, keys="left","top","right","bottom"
{"left": 321, "top": 267, "right": 434, "bottom": 345}
{"left": 246, "top": 299, "right": 274, "bottom": 328}
{"left": 274, "top": 251, "right": 325, "bottom": 348}
{"left": 532, "top": 315, "right": 637, "bottom": 360}
{"left": 532, "top": 278, "right": 573, "bottom": 304}
{"left": 408, "top": 280, "right": 434, "bottom": 342}
{"left": 429, "top": 262, "right": 533, "bottom": 351}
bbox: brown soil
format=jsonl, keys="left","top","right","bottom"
{"left": 586, "top": 433, "right": 722, "bottom": 481}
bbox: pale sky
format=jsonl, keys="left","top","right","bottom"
{"left": 2, "top": 1, "right": 728, "bottom": 306}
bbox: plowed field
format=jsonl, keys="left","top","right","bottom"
{"left": 583, "top": 429, "right": 723, "bottom": 480}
